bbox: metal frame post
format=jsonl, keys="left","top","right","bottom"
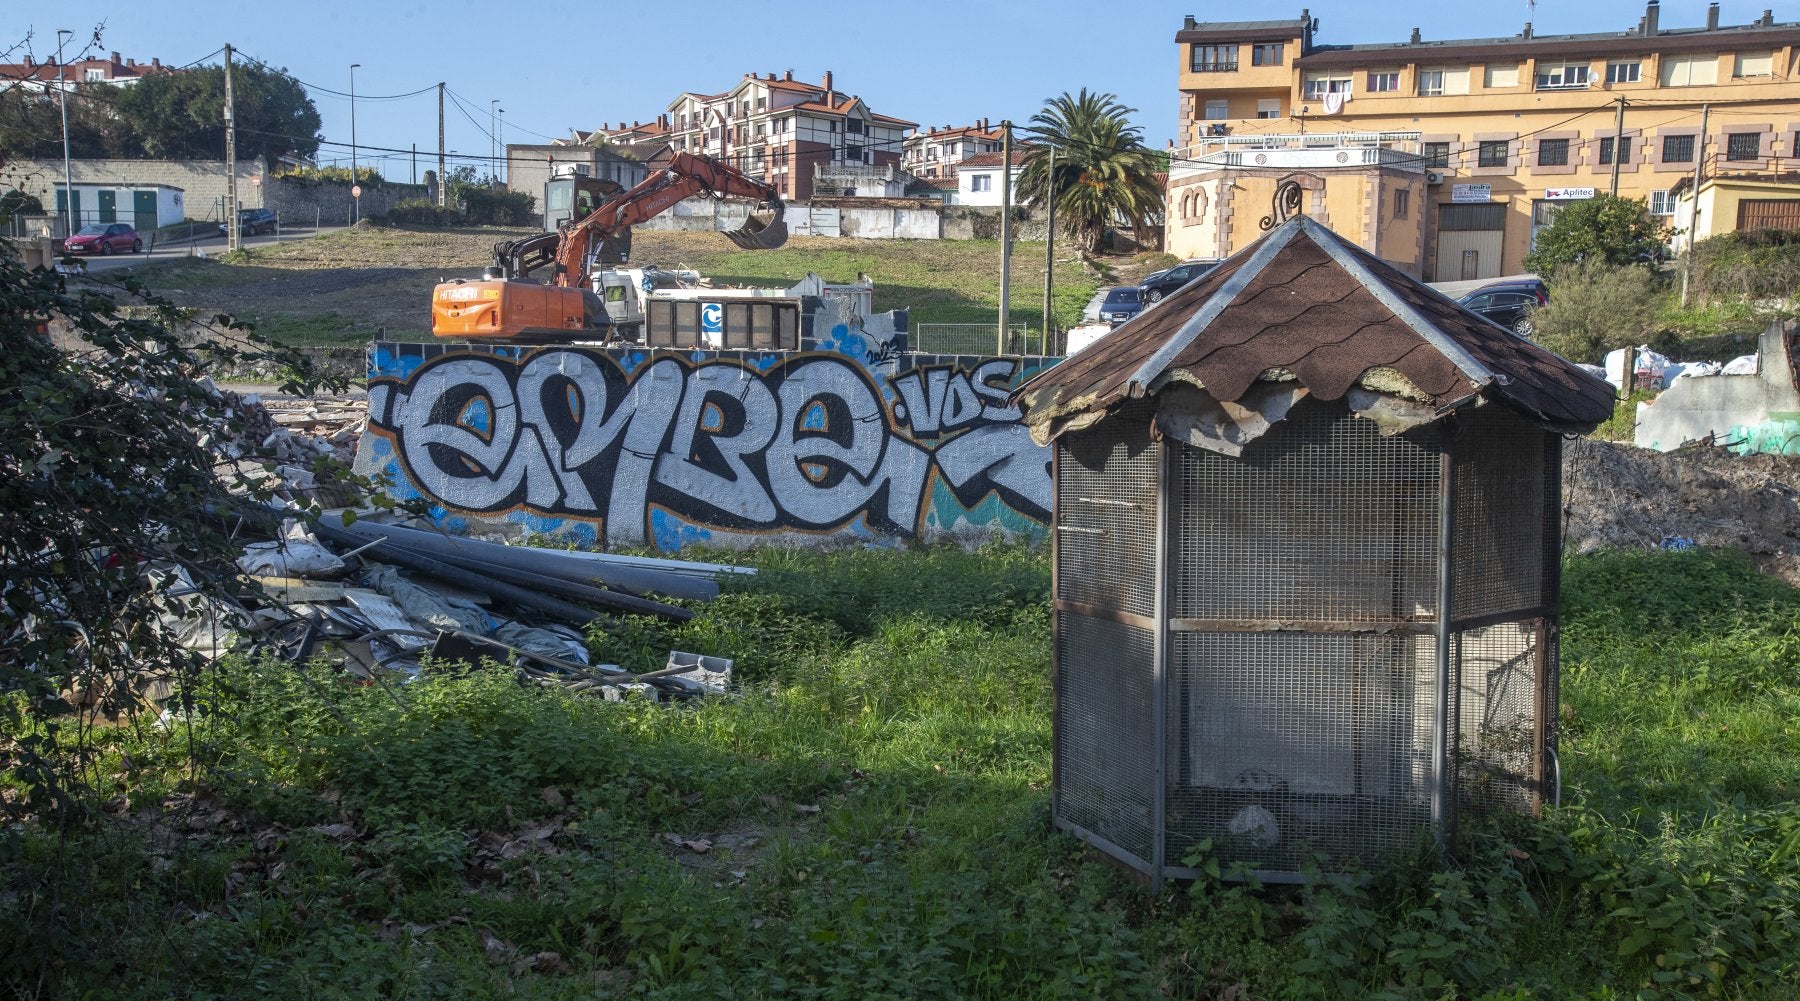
{"left": 1431, "top": 444, "right": 1456, "bottom": 850}
{"left": 1150, "top": 438, "right": 1170, "bottom": 891}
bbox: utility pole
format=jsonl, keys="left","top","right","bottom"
{"left": 437, "top": 83, "right": 447, "bottom": 207}
{"left": 490, "top": 99, "right": 499, "bottom": 183}
{"left": 411, "top": 143, "right": 417, "bottom": 185}
{"left": 55, "top": 29, "right": 73, "bottom": 235}
{"left": 1680, "top": 104, "right": 1709, "bottom": 306}
{"left": 1609, "top": 96, "right": 1627, "bottom": 198}
{"left": 349, "top": 63, "right": 361, "bottom": 224}
{"left": 224, "top": 43, "right": 239, "bottom": 252}
{"left": 1042, "top": 145, "right": 1056, "bottom": 353}
{"left": 998, "top": 119, "right": 1013, "bottom": 354}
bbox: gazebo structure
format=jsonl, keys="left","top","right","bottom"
{"left": 1016, "top": 216, "right": 1613, "bottom": 885}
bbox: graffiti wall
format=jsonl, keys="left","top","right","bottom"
{"left": 357, "top": 340, "right": 1061, "bottom": 551}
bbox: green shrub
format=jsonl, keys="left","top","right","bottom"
{"left": 1523, "top": 194, "right": 1668, "bottom": 274}
{"left": 455, "top": 185, "right": 536, "bottom": 226}
{"left": 382, "top": 198, "right": 461, "bottom": 226}
{"left": 1534, "top": 259, "right": 1665, "bottom": 362}
{"left": 1686, "top": 229, "right": 1800, "bottom": 304}
{"left": 1592, "top": 389, "right": 1653, "bottom": 442}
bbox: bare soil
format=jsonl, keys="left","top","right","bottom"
{"left": 1564, "top": 438, "right": 1800, "bottom": 582}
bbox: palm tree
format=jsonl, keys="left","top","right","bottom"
{"left": 1016, "top": 90, "right": 1163, "bottom": 254}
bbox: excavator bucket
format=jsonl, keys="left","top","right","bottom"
{"left": 725, "top": 200, "right": 788, "bottom": 250}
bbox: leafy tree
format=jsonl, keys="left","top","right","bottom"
{"left": 0, "top": 220, "right": 343, "bottom": 827}
{"left": 112, "top": 62, "right": 321, "bottom": 164}
{"left": 1529, "top": 258, "right": 1665, "bottom": 363}
{"left": 0, "top": 86, "right": 129, "bottom": 159}
{"left": 1016, "top": 89, "right": 1164, "bottom": 254}
{"left": 1523, "top": 194, "right": 1667, "bottom": 275}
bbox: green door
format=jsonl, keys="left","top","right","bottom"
{"left": 97, "top": 189, "right": 117, "bottom": 223}
{"left": 55, "top": 189, "right": 83, "bottom": 229}
{"left": 132, "top": 191, "right": 157, "bottom": 232}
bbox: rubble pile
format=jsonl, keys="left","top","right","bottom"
{"left": 1564, "top": 438, "right": 1800, "bottom": 581}
{"left": 202, "top": 381, "right": 366, "bottom": 508}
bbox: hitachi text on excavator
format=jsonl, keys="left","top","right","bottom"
{"left": 431, "top": 152, "right": 788, "bottom": 343}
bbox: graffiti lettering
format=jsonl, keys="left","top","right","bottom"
{"left": 365, "top": 347, "right": 1053, "bottom": 549}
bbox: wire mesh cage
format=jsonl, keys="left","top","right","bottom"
{"left": 1051, "top": 397, "right": 1563, "bottom": 885}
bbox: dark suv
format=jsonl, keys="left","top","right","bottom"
{"left": 221, "top": 208, "right": 279, "bottom": 236}
{"left": 1458, "top": 279, "right": 1548, "bottom": 336}
{"left": 1138, "top": 259, "right": 1220, "bottom": 303}
{"left": 1098, "top": 286, "right": 1143, "bottom": 325}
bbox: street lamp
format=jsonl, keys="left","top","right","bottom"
{"left": 55, "top": 29, "right": 73, "bottom": 234}
{"left": 349, "top": 63, "right": 361, "bottom": 223}
{"left": 490, "top": 99, "right": 499, "bottom": 184}
{"left": 497, "top": 108, "right": 506, "bottom": 186}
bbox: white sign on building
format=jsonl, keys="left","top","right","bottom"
{"left": 1543, "top": 187, "right": 1597, "bottom": 200}
{"left": 1450, "top": 183, "right": 1492, "bottom": 203}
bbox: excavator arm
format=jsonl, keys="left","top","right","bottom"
{"left": 549, "top": 151, "right": 787, "bottom": 287}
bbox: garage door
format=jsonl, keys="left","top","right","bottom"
{"left": 1435, "top": 203, "right": 1507, "bottom": 282}
{"left": 1739, "top": 199, "right": 1800, "bottom": 232}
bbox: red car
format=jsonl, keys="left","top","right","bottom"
{"left": 63, "top": 223, "right": 142, "bottom": 255}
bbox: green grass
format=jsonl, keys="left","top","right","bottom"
{"left": 4, "top": 545, "right": 1798, "bottom": 998}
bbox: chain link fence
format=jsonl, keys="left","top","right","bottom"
{"left": 912, "top": 323, "right": 1055, "bottom": 356}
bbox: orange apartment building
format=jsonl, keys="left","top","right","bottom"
{"left": 1166, "top": 2, "right": 1800, "bottom": 280}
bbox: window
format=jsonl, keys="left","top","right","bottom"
{"left": 83, "top": 67, "right": 104, "bottom": 82}
{"left": 1537, "top": 138, "right": 1570, "bottom": 166}
{"left": 970, "top": 174, "right": 992, "bottom": 192}
{"left": 1256, "top": 98, "right": 1281, "bottom": 118}
{"left": 1415, "top": 67, "right": 1471, "bottom": 96}
{"left": 1735, "top": 51, "right": 1773, "bottom": 77}
{"left": 1649, "top": 190, "right": 1675, "bottom": 216}
{"left": 1662, "top": 134, "right": 1695, "bottom": 163}
{"left": 1726, "top": 132, "right": 1762, "bottom": 161}
{"left": 847, "top": 118, "right": 864, "bottom": 134}
{"left": 1478, "top": 140, "right": 1510, "bottom": 167}
{"left": 926, "top": 147, "right": 939, "bottom": 160}
{"left": 1421, "top": 142, "right": 1450, "bottom": 168}
{"left": 844, "top": 143, "right": 864, "bottom": 162}
{"left": 1606, "top": 60, "right": 1641, "bottom": 83}
{"left": 1394, "top": 188, "right": 1410, "bottom": 219}
{"left": 1534, "top": 62, "right": 1590, "bottom": 90}
{"left": 1367, "top": 71, "right": 1399, "bottom": 92}
{"left": 1204, "top": 99, "right": 1230, "bottom": 120}
{"left": 1251, "top": 42, "right": 1284, "bottom": 66}
{"left": 829, "top": 121, "right": 838, "bottom": 132}
{"left": 757, "top": 97, "right": 767, "bottom": 111}
{"left": 1417, "top": 69, "right": 1444, "bottom": 96}
{"left": 1190, "top": 44, "right": 1238, "bottom": 72}
{"left": 1598, "top": 136, "right": 1632, "bottom": 165}
{"left": 1303, "top": 74, "right": 1351, "bottom": 99}
{"left": 1484, "top": 65, "right": 1520, "bottom": 88}
{"left": 1660, "top": 55, "right": 1718, "bottom": 86}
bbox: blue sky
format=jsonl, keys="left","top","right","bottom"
{"left": 16, "top": 0, "right": 1795, "bottom": 178}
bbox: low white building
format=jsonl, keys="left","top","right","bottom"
{"left": 53, "top": 182, "right": 185, "bottom": 230}
{"left": 953, "top": 150, "right": 1030, "bottom": 207}
{"left": 812, "top": 163, "right": 913, "bottom": 198}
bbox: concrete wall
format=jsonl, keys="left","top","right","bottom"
{"left": 7, "top": 158, "right": 262, "bottom": 220}
{"left": 1637, "top": 321, "right": 1800, "bottom": 454}
{"left": 356, "top": 330, "right": 1063, "bottom": 551}
{"left": 265, "top": 176, "right": 429, "bottom": 227}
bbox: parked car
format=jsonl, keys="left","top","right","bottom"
{"left": 221, "top": 207, "right": 279, "bottom": 236}
{"left": 62, "top": 223, "right": 141, "bottom": 255}
{"left": 1098, "top": 286, "right": 1143, "bottom": 325}
{"left": 1138, "top": 259, "right": 1220, "bottom": 303}
{"left": 1458, "top": 279, "right": 1549, "bottom": 336}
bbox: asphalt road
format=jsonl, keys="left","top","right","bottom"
{"left": 58, "top": 223, "right": 347, "bottom": 275}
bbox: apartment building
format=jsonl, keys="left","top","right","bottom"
{"left": 901, "top": 121, "right": 1006, "bottom": 178}
{"left": 0, "top": 52, "right": 176, "bottom": 93}
{"left": 658, "top": 71, "right": 915, "bottom": 201}
{"left": 1168, "top": 2, "right": 1800, "bottom": 279}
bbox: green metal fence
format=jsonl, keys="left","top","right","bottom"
{"left": 912, "top": 323, "right": 1050, "bottom": 356}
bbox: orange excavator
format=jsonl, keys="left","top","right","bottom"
{"left": 431, "top": 152, "right": 788, "bottom": 342}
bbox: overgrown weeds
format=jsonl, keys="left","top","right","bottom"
{"left": 3, "top": 545, "right": 1798, "bottom": 998}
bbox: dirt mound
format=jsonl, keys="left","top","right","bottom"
{"left": 1563, "top": 438, "right": 1800, "bottom": 580}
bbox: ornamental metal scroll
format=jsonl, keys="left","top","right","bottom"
{"left": 1259, "top": 180, "right": 1305, "bottom": 231}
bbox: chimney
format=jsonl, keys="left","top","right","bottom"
{"left": 1644, "top": 0, "right": 1660, "bottom": 35}
{"left": 109, "top": 51, "right": 120, "bottom": 63}
{"left": 127, "top": 57, "right": 136, "bottom": 67}
{"left": 1184, "top": 14, "right": 1197, "bottom": 29}
{"left": 1763, "top": 9, "right": 1775, "bottom": 26}
{"left": 151, "top": 57, "right": 160, "bottom": 69}
{"left": 22, "top": 55, "right": 31, "bottom": 67}
{"left": 1706, "top": 2, "right": 1720, "bottom": 28}
{"left": 660, "top": 114, "right": 669, "bottom": 128}
{"left": 784, "top": 68, "right": 793, "bottom": 81}
{"left": 1523, "top": 21, "right": 1533, "bottom": 38}
{"left": 1409, "top": 27, "right": 1421, "bottom": 44}
{"left": 822, "top": 69, "right": 833, "bottom": 96}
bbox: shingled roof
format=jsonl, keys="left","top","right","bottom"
{"left": 1015, "top": 216, "right": 1615, "bottom": 444}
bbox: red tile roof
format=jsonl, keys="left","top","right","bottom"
{"left": 1015, "top": 216, "right": 1614, "bottom": 440}
{"left": 956, "top": 149, "right": 1034, "bottom": 168}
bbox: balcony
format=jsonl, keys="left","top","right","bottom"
{"left": 1170, "top": 131, "right": 1424, "bottom": 180}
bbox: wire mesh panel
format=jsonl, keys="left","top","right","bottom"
{"left": 1052, "top": 404, "right": 1162, "bottom": 869}
{"left": 1054, "top": 404, "right": 1161, "bottom": 619}
{"left": 1171, "top": 399, "right": 1442, "bottom": 626}
{"left": 1452, "top": 407, "right": 1553, "bottom": 620}
{"left": 1056, "top": 615, "right": 1158, "bottom": 863}
{"left": 1166, "top": 631, "right": 1435, "bottom": 872}
{"left": 1451, "top": 622, "right": 1541, "bottom": 816}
